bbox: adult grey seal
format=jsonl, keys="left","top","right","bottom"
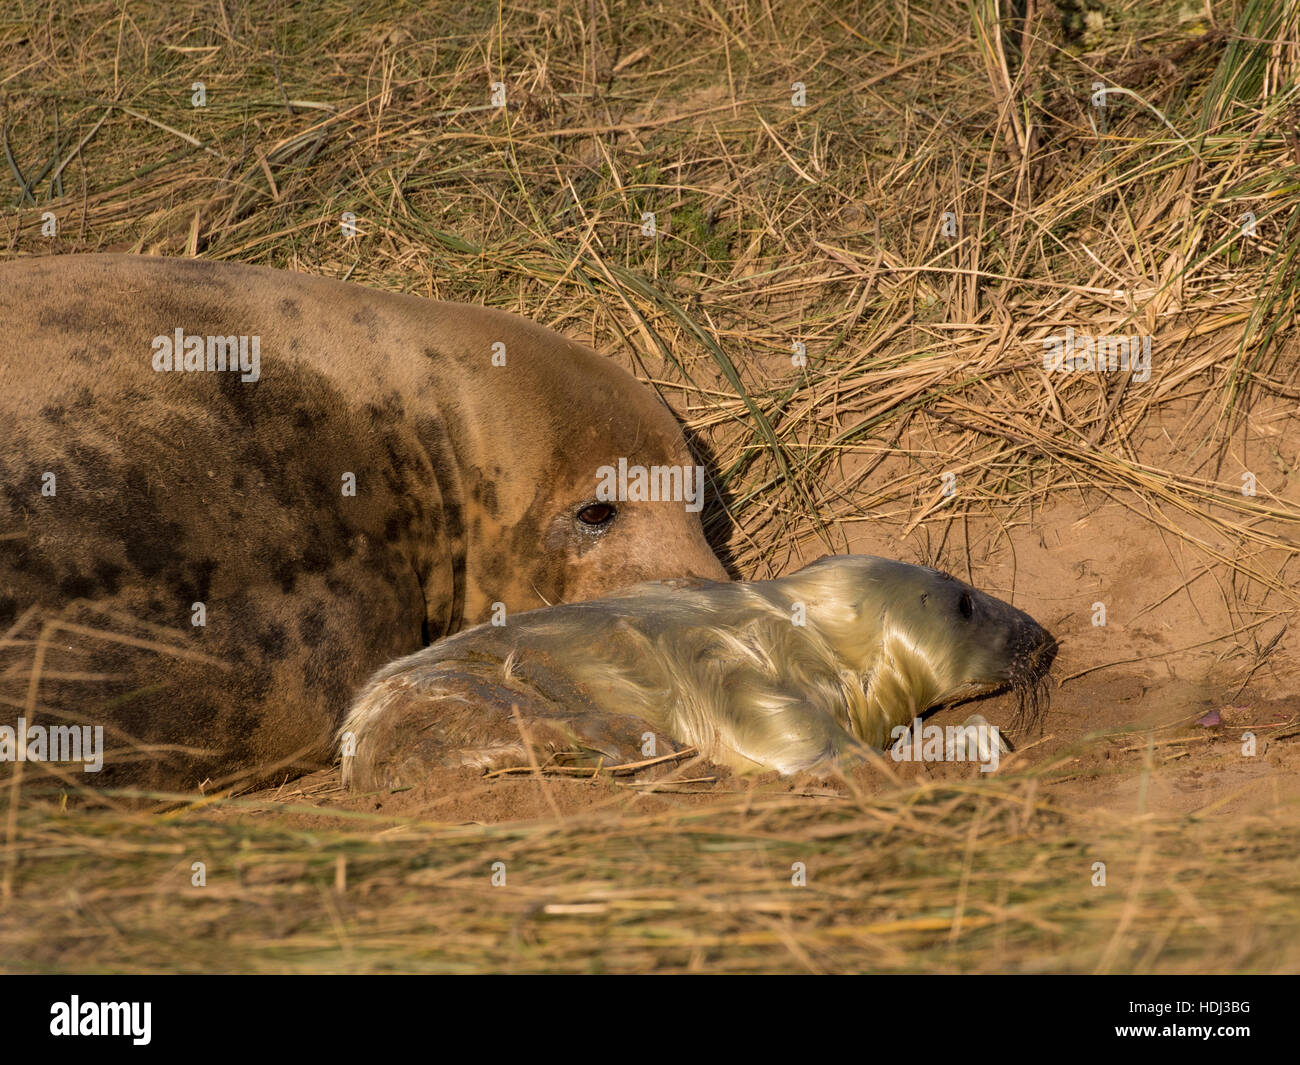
{"left": 340, "top": 554, "right": 1056, "bottom": 788}
{"left": 0, "top": 254, "right": 726, "bottom": 791}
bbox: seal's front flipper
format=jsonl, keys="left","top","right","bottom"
{"left": 957, "top": 712, "right": 1010, "bottom": 762}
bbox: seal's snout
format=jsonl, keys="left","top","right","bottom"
{"left": 1028, "top": 626, "right": 1058, "bottom": 676}
{"left": 1007, "top": 615, "right": 1057, "bottom": 685}
{"left": 982, "top": 608, "right": 1055, "bottom": 691}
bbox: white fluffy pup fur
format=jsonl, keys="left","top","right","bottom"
{"left": 339, "top": 555, "right": 1054, "bottom": 789}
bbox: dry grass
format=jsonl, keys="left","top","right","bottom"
{"left": 4, "top": 773, "right": 1298, "bottom": 974}
{"left": 2, "top": 0, "right": 1299, "bottom": 972}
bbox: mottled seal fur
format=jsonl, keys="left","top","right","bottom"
{"left": 0, "top": 253, "right": 726, "bottom": 790}
{"left": 340, "top": 554, "right": 1056, "bottom": 788}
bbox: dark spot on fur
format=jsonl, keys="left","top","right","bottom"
{"left": 302, "top": 538, "right": 333, "bottom": 575}
{"left": 300, "top": 471, "right": 328, "bottom": 499}
{"left": 215, "top": 370, "right": 260, "bottom": 428}
{"left": 9, "top": 543, "right": 59, "bottom": 587}
{"left": 1, "top": 474, "right": 30, "bottom": 512}
{"left": 272, "top": 553, "right": 299, "bottom": 594}
{"left": 36, "top": 306, "right": 92, "bottom": 333}
{"left": 258, "top": 620, "right": 288, "bottom": 659}
{"left": 69, "top": 387, "right": 96, "bottom": 411}
{"left": 92, "top": 560, "right": 124, "bottom": 595}
{"left": 276, "top": 298, "right": 301, "bottom": 320}
{"left": 174, "top": 557, "right": 217, "bottom": 607}
{"left": 378, "top": 433, "right": 415, "bottom": 495}
{"left": 40, "top": 405, "right": 66, "bottom": 424}
{"left": 415, "top": 414, "right": 464, "bottom": 545}
{"left": 351, "top": 308, "right": 382, "bottom": 343}
{"left": 68, "top": 442, "right": 111, "bottom": 476}
{"left": 58, "top": 572, "right": 97, "bottom": 599}
{"left": 121, "top": 468, "right": 185, "bottom": 578}
{"left": 297, "top": 603, "right": 326, "bottom": 647}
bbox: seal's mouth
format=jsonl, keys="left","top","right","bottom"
{"left": 937, "top": 623, "right": 1058, "bottom": 725}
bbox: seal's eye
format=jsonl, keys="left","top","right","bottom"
{"left": 576, "top": 503, "right": 616, "bottom": 528}
{"left": 958, "top": 592, "right": 974, "bottom": 619}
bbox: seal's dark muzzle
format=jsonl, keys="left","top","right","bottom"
{"left": 1002, "top": 609, "right": 1057, "bottom": 687}
{"left": 1020, "top": 624, "right": 1058, "bottom": 682}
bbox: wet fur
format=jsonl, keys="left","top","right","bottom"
{"left": 341, "top": 555, "right": 1057, "bottom": 788}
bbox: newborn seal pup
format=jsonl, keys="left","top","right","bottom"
{"left": 0, "top": 254, "right": 726, "bottom": 791}
{"left": 341, "top": 555, "right": 1056, "bottom": 789}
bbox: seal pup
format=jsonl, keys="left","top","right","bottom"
{"left": 340, "top": 555, "right": 1056, "bottom": 789}
{"left": 0, "top": 254, "right": 727, "bottom": 791}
